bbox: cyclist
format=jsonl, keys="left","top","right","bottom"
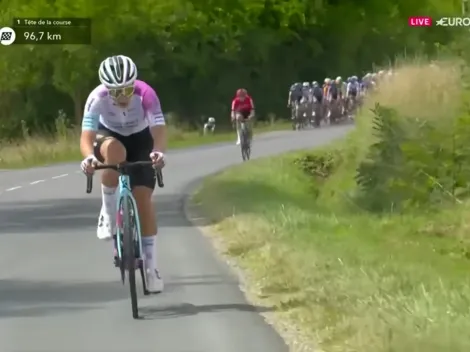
{"left": 231, "top": 88, "right": 254, "bottom": 145}
{"left": 287, "top": 82, "right": 302, "bottom": 119}
{"left": 346, "top": 75, "right": 360, "bottom": 112}
{"left": 322, "top": 78, "right": 332, "bottom": 118}
{"left": 311, "top": 81, "right": 323, "bottom": 126}
{"left": 328, "top": 77, "right": 342, "bottom": 121}
{"left": 323, "top": 78, "right": 331, "bottom": 98}
{"left": 204, "top": 117, "right": 216, "bottom": 134}
{"left": 80, "top": 55, "right": 166, "bottom": 293}
{"left": 335, "top": 76, "right": 346, "bottom": 112}
{"left": 311, "top": 81, "right": 323, "bottom": 104}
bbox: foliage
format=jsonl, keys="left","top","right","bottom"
{"left": 293, "top": 151, "right": 338, "bottom": 180}
{"left": 0, "top": 0, "right": 463, "bottom": 139}
{"left": 355, "top": 104, "right": 470, "bottom": 212}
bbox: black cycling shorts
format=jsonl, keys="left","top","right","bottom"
{"left": 290, "top": 95, "right": 302, "bottom": 104}
{"left": 94, "top": 123, "right": 156, "bottom": 190}
{"left": 236, "top": 110, "right": 251, "bottom": 119}
{"left": 348, "top": 91, "right": 357, "bottom": 97}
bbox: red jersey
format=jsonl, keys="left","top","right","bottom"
{"left": 231, "top": 95, "right": 255, "bottom": 113}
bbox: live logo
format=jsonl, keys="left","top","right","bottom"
{"left": 408, "top": 16, "right": 433, "bottom": 26}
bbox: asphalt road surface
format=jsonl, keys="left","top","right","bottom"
{"left": 0, "top": 125, "right": 351, "bottom": 352}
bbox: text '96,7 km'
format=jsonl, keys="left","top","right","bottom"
{"left": 12, "top": 26, "right": 91, "bottom": 45}
{"left": 24, "top": 31, "right": 61, "bottom": 41}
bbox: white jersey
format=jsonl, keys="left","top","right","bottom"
{"left": 81, "top": 80, "right": 165, "bottom": 136}
{"left": 347, "top": 82, "right": 360, "bottom": 94}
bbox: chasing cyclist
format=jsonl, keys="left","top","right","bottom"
{"left": 346, "top": 75, "right": 360, "bottom": 114}
{"left": 287, "top": 82, "right": 303, "bottom": 121}
{"left": 80, "top": 55, "right": 166, "bottom": 293}
{"left": 231, "top": 88, "right": 255, "bottom": 145}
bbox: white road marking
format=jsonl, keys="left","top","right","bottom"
{"left": 30, "top": 180, "right": 45, "bottom": 185}
{"left": 0, "top": 172, "right": 82, "bottom": 194}
{"left": 51, "top": 173, "right": 68, "bottom": 179}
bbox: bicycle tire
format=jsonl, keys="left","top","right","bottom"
{"left": 240, "top": 123, "right": 249, "bottom": 161}
{"left": 122, "top": 197, "right": 139, "bottom": 319}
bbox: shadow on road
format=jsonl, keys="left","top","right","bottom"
{"left": 140, "top": 302, "right": 272, "bottom": 320}
{"left": 0, "top": 279, "right": 128, "bottom": 318}
{"left": 139, "top": 274, "right": 272, "bottom": 320}
{"left": 0, "top": 193, "right": 195, "bottom": 234}
{"left": 0, "top": 274, "right": 262, "bottom": 319}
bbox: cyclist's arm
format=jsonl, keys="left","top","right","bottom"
{"left": 231, "top": 99, "right": 237, "bottom": 119}
{"left": 346, "top": 83, "right": 351, "bottom": 96}
{"left": 80, "top": 95, "right": 100, "bottom": 157}
{"left": 143, "top": 87, "right": 167, "bottom": 153}
{"left": 287, "top": 91, "right": 292, "bottom": 105}
{"left": 248, "top": 97, "right": 255, "bottom": 118}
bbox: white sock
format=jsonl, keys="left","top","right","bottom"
{"left": 142, "top": 235, "right": 157, "bottom": 271}
{"left": 101, "top": 185, "right": 117, "bottom": 223}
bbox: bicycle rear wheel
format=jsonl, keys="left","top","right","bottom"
{"left": 122, "top": 197, "right": 139, "bottom": 319}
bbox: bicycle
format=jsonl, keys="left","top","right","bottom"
{"left": 85, "top": 161, "right": 164, "bottom": 319}
{"left": 238, "top": 117, "right": 252, "bottom": 161}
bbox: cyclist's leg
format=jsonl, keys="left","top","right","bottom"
{"left": 235, "top": 113, "right": 242, "bottom": 145}
{"left": 127, "top": 127, "right": 163, "bottom": 293}
{"left": 94, "top": 125, "right": 127, "bottom": 240}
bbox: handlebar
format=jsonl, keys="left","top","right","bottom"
{"left": 85, "top": 161, "right": 164, "bottom": 194}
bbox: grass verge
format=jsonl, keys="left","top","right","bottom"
{"left": 0, "top": 121, "right": 290, "bottom": 169}
{"left": 193, "top": 151, "right": 470, "bottom": 352}
{"left": 192, "top": 62, "right": 470, "bottom": 352}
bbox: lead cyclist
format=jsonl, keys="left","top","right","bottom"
{"left": 80, "top": 55, "right": 166, "bottom": 293}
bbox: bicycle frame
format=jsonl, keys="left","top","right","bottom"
{"left": 115, "top": 173, "right": 144, "bottom": 262}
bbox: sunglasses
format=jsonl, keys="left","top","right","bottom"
{"left": 108, "top": 86, "right": 135, "bottom": 98}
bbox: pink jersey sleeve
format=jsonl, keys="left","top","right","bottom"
{"left": 231, "top": 98, "right": 238, "bottom": 111}
{"left": 135, "top": 80, "right": 165, "bottom": 127}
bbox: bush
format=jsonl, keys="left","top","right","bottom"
{"left": 293, "top": 150, "right": 339, "bottom": 180}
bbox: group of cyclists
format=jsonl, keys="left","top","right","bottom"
{"left": 287, "top": 70, "right": 394, "bottom": 128}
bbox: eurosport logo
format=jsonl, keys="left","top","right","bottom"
{"left": 436, "top": 17, "right": 470, "bottom": 26}
{"left": 408, "top": 16, "right": 470, "bottom": 27}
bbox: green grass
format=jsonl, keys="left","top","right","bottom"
{"left": 0, "top": 121, "right": 290, "bottom": 169}
{"left": 193, "top": 153, "right": 470, "bottom": 352}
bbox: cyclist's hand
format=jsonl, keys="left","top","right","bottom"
{"left": 80, "top": 154, "right": 98, "bottom": 175}
{"left": 150, "top": 150, "right": 166, "bottom": 168}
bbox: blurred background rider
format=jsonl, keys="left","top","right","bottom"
{"left": 203, "top": 117, "right": 216, "bottom": 135}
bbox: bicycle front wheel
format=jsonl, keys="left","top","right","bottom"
{"left": 122, "top": 197, "right": 139, "bottom": 319}
{"left": 240, "top": 123, "right": 250, "bottom": 161}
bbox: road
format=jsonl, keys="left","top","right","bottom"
{"left": 0, "top": 125, "right": 351, "bottom": 352}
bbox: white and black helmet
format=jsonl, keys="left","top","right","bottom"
{"left": 98, "top": 55, "right": 137, "bottom": 88}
